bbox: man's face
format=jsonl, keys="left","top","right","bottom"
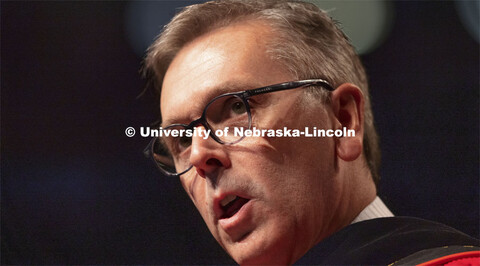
{"left": 161, "top": 22, "right": 343, "bottom": 264}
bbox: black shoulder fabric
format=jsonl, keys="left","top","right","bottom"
{"left": 295, "top": 217, "right": 480, "bottom": 265}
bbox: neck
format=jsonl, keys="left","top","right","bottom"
{"left": 326, "top": 159, "right": 377, "bottom": 237}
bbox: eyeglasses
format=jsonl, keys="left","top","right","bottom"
{"left": 144, "top": 79, "right": 335, "bottom": 177}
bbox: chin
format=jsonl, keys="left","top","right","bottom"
{"left": 225, "top": 230, "right": 294, "bottom": 265}
{"left": 232, "top": 249, "right": 290, "bottom": 265}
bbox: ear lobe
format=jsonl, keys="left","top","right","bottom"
{"left": 331, "top": 83, "right": 364, "bottom": 162}
{"left": 337, "top": 137, "right": 362, "bottom": 161}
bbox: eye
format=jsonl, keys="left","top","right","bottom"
{"left": 178, "top": 135, "right": 192, "bottom": 149}
{"left": 159, "top": 129, "right": 192, "bottom": 158}
{"left": 153, "top": 138, "right": 169, "bottom": 157}
{"left": 230, "top": 100, "right": 246, "bottom": 115}
{"left": 167, "top": 136, "right": 192, "bottom": 157}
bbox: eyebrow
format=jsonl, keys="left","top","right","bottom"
{"left": 161, "top": 80, "right": 263, "bottom": 127}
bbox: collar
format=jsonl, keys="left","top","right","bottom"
{"left": 351, "top": 196, "right": 394, "bottom": 224}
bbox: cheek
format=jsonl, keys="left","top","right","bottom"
{"left": 180, "top": 174, "right": 209, "bottom": 216}
{"left": 234, "top": 131, "right": 336, "bottom": 220}
{"left": 180, "top": 174, "right": 223, "bottom": 239}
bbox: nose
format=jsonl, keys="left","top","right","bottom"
{"left": 189, "top": 126, "right": 231, "bottom": 178}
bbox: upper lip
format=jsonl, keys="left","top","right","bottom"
{"left": 213, "top": 191, "right": 251, "bottom": 220}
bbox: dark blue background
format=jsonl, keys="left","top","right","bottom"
{"left": 2, "top": 1, "right": 478, "bottom": 264}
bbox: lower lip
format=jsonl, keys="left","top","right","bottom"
{"left": 218, "top": 199, "right": 253, "bottom": 233}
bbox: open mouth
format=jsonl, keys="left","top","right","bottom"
{"left": 219, "top": 195, "right": 250, "bottom": 219}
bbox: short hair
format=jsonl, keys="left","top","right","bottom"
{"left": 143, "top": 0, "right": 381, "bottom": 185}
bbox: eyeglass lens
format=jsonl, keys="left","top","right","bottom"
{"left": 151, "top": 94, "right": 250, "bottom": 175}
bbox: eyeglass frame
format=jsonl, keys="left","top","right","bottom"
{"left": 144, "top": 78, "right": 335, "bottom": 177}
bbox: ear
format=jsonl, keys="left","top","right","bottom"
{"left": 330, "top": 83, "right": 364, "bottom": 162}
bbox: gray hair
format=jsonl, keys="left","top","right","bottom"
{"left": 143, "top": 0, "right": 381, "bottom": 185}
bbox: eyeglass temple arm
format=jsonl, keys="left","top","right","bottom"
{"left": 244, "top": 79, "right": 334, "bottom": 97}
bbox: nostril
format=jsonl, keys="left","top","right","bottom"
{"left": 206, "top": 158, "right": 223, "bottom": 167}
{"left": 196, "top": 167, "right": 206, "bottom": 177}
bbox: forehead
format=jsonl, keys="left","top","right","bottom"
{"left": 160, "top": 21, "right": 293, "bottom": 125}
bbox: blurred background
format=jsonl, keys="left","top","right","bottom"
{"left": 2, "top": 0, "right": 478, "bottom": 264}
